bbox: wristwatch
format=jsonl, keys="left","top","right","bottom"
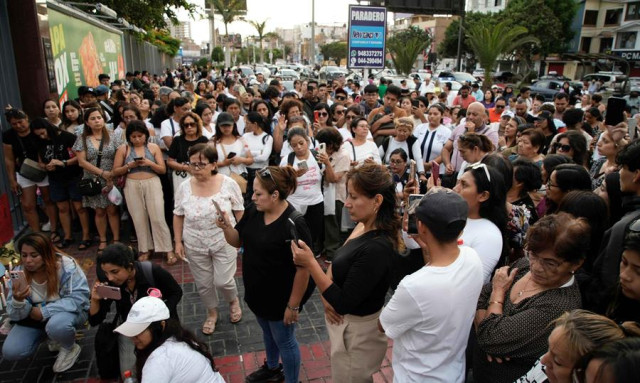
{"left": 62, "top": 160, "right": 67, "bottom": 167}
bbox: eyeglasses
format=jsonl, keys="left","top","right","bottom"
{"left": 554, "top": 143, "right": 571, "bottom": 153}
{"left": 335, "top": 96, "right": 346, "bottom": 101}
{"left": 345, "top": 115, "right": 357, "bottom": 120}
{"left": 188, "top": 162, "right": 209, "bottom": 170}
{"left": 495, "top": 104, "right": 505, "bottom": 109}
{"left": 467, "top": 162, "right": 491, "bottom": 182}
{"left": 317, "top": 112, "right": 328, "bottom": 117}
{"left": 525, "top": 249, "right": 567, "bottom": 271}
{"left": 335, "top": 110, "right": 345, "bottom": 115}
{"left": 547, "top": 180, "right": 559, "bottom": 189}
{"left": 183, "top": 122, "right": 197, "bottom": 128}
{"left": 390, "top": 159, "right": 405, "bottom": 165}
{"left": 258, "top": 167, "right": 276, "bottom": 186}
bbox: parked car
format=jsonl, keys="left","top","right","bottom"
{"left": 277, "top": 69, "right": 300, "bottom": 80}
{"left": 318, "top": 66, "right": 349, "bottom": 81}
{"left": 437, "top": 71, "right": 480, "bottom": 85}
{"left": 254, "top": 65, "right": 271, "bottom": 78}
{"left": 529, "top": 79, "right": 573, "bottom": 101}
{"left": 582, "top": 72, "right": 629, "bottom": 94}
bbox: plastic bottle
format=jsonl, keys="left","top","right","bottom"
{"left": 123, "top": 370, "right": 137, "bottom": 383}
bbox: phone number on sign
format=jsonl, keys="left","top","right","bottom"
{"left": 357, "top": 50, "right": 383, "bottom": 57}
{"left": 357, "top": 57, "right": 383, "bottom": 65}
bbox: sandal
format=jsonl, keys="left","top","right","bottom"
{"left": 50, "top": 232, "right": 62, "bottom": 244}
{"left": 78, "top": 239, "right": 92, "bottom": 251}
{"left": 97, "top": 241, "right": 108, "bottom": 255}
{"left": 202, "top": 315, "right": 218, "bottom": 335}
{"left": 138, "top": 252, "right": 150, "bottom": 261}
{"left": 230, "top": 298, "right": 243, "bottom": 324}
{"left": 166, "top": 251, "right": 177, "bottom": 265}
{"left": 58, "top": 238, "right": 74, "bottom": 249}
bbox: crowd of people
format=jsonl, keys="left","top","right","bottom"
{"left": 2, "top": 65, "right": 640, "bottom": 382}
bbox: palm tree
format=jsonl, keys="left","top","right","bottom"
{"left": 465, "top": 20, "right": 539, "bottom": 89}
{"left": 387, "top": 26, "right": 431, "bottom": 75}
{"left": 248, "top": 19, "right": 267, "bottom": 63}
{"left": 208, "top": 0, "right": 244, "bottom": 66}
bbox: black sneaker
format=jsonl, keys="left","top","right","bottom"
{"left": 245, "top": 362, "right": 284, "bottom": 382}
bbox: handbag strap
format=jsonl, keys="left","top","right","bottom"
{"left": 16, "top": 135, "right": 29, "bottom": 164}
{"left": 85, "top": 136, "right": 105, "bottom": 170}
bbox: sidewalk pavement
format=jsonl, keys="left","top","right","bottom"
{"left": 0, "top": 244, "right": 394, "bottom": 383}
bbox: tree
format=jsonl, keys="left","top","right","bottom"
{"left": 320, "top": 41, "right": 348, "bottom": 62}
{"left": 438, "top": 12, "right": 489, "bottom": 59}
{"left": 72, "top": 0, "right": 196, "bottom": 30}
{"left": 387, "top": 26, "right": 431, "bottom": 75}
{"left": 465, "top": 21, "right": 539, "bottom": 89}
{"left": 211, "top": 46, "right": 225, "bottom": 62}
{"left": 208, "top": 0, "right": 244, "bottom": 66}
{"left": 248, "top": 19, "right": 268, "bottom": 63}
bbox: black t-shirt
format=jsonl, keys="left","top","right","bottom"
{"left": 168, "top": 136, "right": 209, "bottom": 163}
{"left": 236, "top": 203, "right": 314, "bottom": 320}
{"left": 36, "top": 131, "right": 82, "bottom": 180}
{"left": 2, "top": 129, "right": 40, "bottom": 165}
{"left": 322, "top": 230, "right": 395, "bottom": 316}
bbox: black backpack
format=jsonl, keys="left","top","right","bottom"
{"left": 380, "top": 135, "right": 418, "bottom": 161}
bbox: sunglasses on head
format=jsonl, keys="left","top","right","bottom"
{"left": 467, "top": 162, "right": 491, "bottom": 182}
{"left": 258, "top": 167, "right": 276, "bottom": 186}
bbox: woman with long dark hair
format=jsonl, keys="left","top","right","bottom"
{"left": 60, "top": 100, "right": 84, "bottom": 135}
{"left": 243, "top": 111, "right": 273, "bottom": 199}
{"left": 115, "top": 297, "right": 224, "bottom": 382}
{"left": 292, "top": 164, "right": 400, "bottom": 382}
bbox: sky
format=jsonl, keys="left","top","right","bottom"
{"left": 180, "top": 0, "right": 362, "bottom": 45}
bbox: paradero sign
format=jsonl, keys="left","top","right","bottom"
{"left": 385, "top": 0, "right": 466, "bottom": 16}
{"left": 347, "top": 5, "right": 387, "bottom": 69}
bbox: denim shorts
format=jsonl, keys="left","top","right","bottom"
{"left": 49, "top": 176, "right": 83, "bottom": 202}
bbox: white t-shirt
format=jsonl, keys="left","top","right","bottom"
{"left": 380, "top": 246, "right": 484, "bottom": 383}
{"left": 160, "top": 117, "right": 180, "bottom": 141}
{"left": 280, "top": 152, "right": 323, "bottom": 211}
{"left": 460, "top": 218, "right": 503, "bottom": 283}
{"left": 141, "top": 338, "right": 225, "bottom": 383}
{"left": 201, "top": 123, "right": 216, "bottom": 139}
{"left": 243, "top": 132, "right": 273, "bottom": 169}
{"left": 413, "top": 124, "right": 451, "bottom": 174}
{"left": 379, "top": 137, "right": 425, "bottom": 173}
{"left": 337, "top": 126, "right": 373, "bottom": 142}
{"left": 343, "top": 140, "right": 382, "bottom": 165}
{"left": 215, "top": 138, "right": 251, "bottom": 176}
{"left": 235, "top": 117, "right": 246, "bottom": 135}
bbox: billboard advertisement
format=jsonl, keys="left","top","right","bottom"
{"left": 347, "top": 5, "right": 387, "bottom": 69}
{"left": 48, "top": 8, "right": 125, "bottom": 104}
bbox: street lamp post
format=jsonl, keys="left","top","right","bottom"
{"left": 310, "top": 0, "right": 315, "bottom": 66}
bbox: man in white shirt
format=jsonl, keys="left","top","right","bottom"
{"left": 379, "top": 188, "right": 484, "bottom": 383}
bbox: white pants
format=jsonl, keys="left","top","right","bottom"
{"left": 184, "top": 243, "right": 238, "bottom": 310}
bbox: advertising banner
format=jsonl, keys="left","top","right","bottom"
{"left": 48, "top": 8, "right": 125, "bottom": 104}
{"left": 347, "top": 5, "right": 387, "bottom": 69}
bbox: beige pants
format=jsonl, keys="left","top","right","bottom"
{"left": 184, "top": 242, "right": 238, "bottom": 310}
{"left": 327, "top": 310, "right": 387, "bottom": 383}
{"left": 123, "top": 177, "right": 172, "bottom": 253}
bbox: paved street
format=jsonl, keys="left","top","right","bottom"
{"left": 0, "top": 245, "right": 394, "bottom": 383}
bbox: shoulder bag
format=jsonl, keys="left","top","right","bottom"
{"left": 16, "top": 137, "right": 47, "bottom": 182}
{"left": 219, "top": 141, "right": 248, "bottom": 193}
{"left": 78, "top": 138, "right": 104, "bottom": 196}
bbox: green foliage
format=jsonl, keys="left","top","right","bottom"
{"left": 320, "top": 41, "right": 348, "bottom": 62}
{"left": 195, "top": 57, "right": 210, "bottom": 68}
{"left": 387, "top": 26, "right": 431, "bottom": 75}
{"left": 211, "top": 46, "right": 225, "bottom": 62}
{"left": 145, "top": 29, "right": 181, "bottom": 56}
{"left": 208, "top": 0, "right": 245, "bottom": 36}
{"left": 248, "top": 20, "right": 268, "bottom": 62}
{"left": 504, "top": 0, "right": 574, "bottom": 56}
{"left": 72, "top": 0, "right": 196, "bottom": 30}
{"left": 465, "top": 21, "right": 539, "bottom": 89}
{"left": 438, "top": 12, "right": 489, "bottom": 59}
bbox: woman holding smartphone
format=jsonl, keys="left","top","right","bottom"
{"left": 90, "top": 243, "right": 183, "bottom": 380}
{"left": 3, "top": 233, "right": 90, "bottom": 373}
{"left": 112, "top": 121, "right": 175, "bottom": 263}
{"left": 292, "top": 164, "right": 399, "bottom": 382}
{"left": 213, "top": 112, "right": 253, "bottom": 183}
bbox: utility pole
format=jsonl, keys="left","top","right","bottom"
{"left": 456, "top": 13, "right": 465, "bottom": 72}
{"left": 310, "top": 0, "right": 316, "bottom": 66}
{"left": 209, "top": 5, "right": 216, "bottom": 48}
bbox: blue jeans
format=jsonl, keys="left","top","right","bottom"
{"left": 256, "top": 316, "right": 300, "bottom": 383}
{"left": 2, "top": 311, "right": 86, "bottom": 360}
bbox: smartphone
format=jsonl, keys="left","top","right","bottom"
{"left": 314, "top": 110, "right": 319, "bottom": 123}
{"left": 298, "top": 160, "right": 308, "bottom": 170}
{"left": 409, "top": 159, "right": 417, "bottom": 181}
{"left": 411, "top": 99, "right": 420, "bottom": 108}
{"left": 605, "top": 97, "right": 626, "bottom": 126}
{"left": 431, "top": 160, "right": 440, "bottom": 185}
{"left": 384, "top": 106, "right": 392, "bottom": 115}
{"left": 628, "top": 117, "right": 637, "bottom": 140}
{"left": 10, "top": 270, "right": 27, "bottom": 291}
{"left": 288, "top": 218, "right": 299, "bottom": 245}
{"left": 407, "top": 194, "right": 424, "bottom": 235}
{"left": 134, "top": 157, "right": 143, "bottom": 161}
{"left": 96, "top": 284, "right": 122, "bottom": 300}
{"left": 227, "top": 152, "right": 237, "bottom": 159}
{"left": 211, "top": 199, "right": 223, "bottom": 221}
{"left": 318, "top": 142, "right": 327, "bottom": 155}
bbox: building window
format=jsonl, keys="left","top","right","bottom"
{"left": 626, "top": 2, "right": 640, "bottom": 21}
{"left": 600, "top": 37, "right": 614, "bottom": 53}
{"left": 584, "top": 10, "right": 599, "bottom": 26}
{"left": 617, "top": 32, "right": 637, "bottom": 49}
{"left": 495, "top": 0, "right": 502, "bottom": 6}
{"left": 605, "top": 9, "right": 623, "bottom": 25}
{"left": 580, "top": 37, "right": 592, "bottom": 53}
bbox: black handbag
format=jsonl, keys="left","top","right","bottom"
{"left": 94, "top": 316, "right": 120, "bottom": 379}
{"left": 79, "top": 138, "right": 104, "bottom": 196}
{"left": 16, "top": 138, "right": 47, "bottom": 182}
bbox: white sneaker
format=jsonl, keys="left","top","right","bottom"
{"left": 41, "top": 221, "right": 51, "bottom": 231}
{"left": 52, "top": 343, "right": 81, "bottom": 373}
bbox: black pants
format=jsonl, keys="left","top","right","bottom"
{"left": 303, "top": 201, "right": 324, "bottom": 255}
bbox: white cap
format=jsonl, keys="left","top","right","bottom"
{"left": 114, "top": 297, "right": 169, "bottom": 337}
{"left": 501, "top": 110, "right": 515, "bottom": 119}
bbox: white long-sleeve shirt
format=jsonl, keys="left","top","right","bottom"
{"left": 243, "top": 132, "right": 273, "bottom": 169}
